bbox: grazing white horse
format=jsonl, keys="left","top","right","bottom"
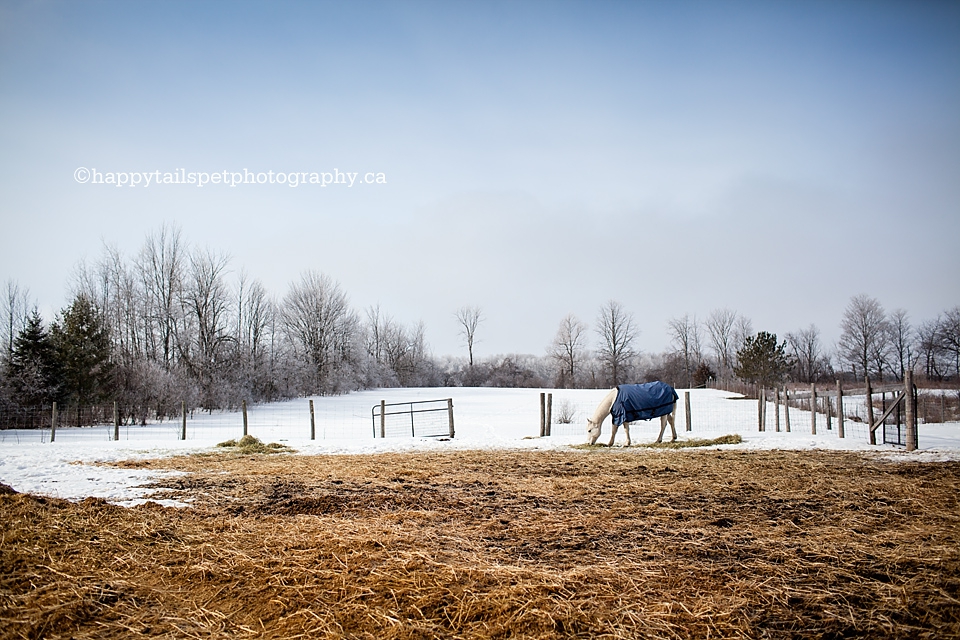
{"left": 586, "top": 384, "right": 678, "bottom": 446}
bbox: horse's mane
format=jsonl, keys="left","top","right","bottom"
{"left": 588, "top": 388, "right": 618, "bottom": 425}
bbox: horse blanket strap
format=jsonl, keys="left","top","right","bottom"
{"left": 611, "top": 382, "right": 679, "bottom": 425}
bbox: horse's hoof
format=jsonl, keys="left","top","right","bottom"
{"left": 671, "top": 438, "right": 677, "bottom": 442}
{"left": 655, "top": 439, "right": 662, "bottom": 444}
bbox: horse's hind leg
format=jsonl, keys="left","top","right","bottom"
{"left": 667, "top": 410, "right": 677, "bottom": 441}
{"left": 656, "top": 416, "right": 667, "bottom": 443}
{"left": 656, "top": 413, "right": 677, "bottom": 443}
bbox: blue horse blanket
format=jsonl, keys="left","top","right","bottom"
{"left": 611, "top": 382, "right": 679, "bottom": 426}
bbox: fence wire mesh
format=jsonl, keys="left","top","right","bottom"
{"left": 1, "top": 386, "right": 953, "bottom": 446}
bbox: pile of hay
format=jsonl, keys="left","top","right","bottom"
{"left": 2, "top": 449, "right": 958, "bottom": 638}
{"left": 215, "top": 434, "right": 292, "bottom": 455}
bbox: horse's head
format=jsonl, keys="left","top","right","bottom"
{"left": 586, "top": 418, "right": 601, "bottom": 445}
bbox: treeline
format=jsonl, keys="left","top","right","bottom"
{"left": 1, "top": 225, "right": 958, "bottom": 424}
{"left": 647, "top": 297, "right": 960, "bottom": 390}
{"left": 545, "top": 297, "right": 959, "bottom": 392}
{"left": 0, "top": 225, "right": 444, "bottom": 421}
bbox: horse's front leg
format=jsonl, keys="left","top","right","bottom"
{"left": 624, "top": 422, "right": 632, "bottom": 447}
{"left": 608, "top": 423, "right": 619, "bottom": 447}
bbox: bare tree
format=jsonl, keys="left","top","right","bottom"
{"left": 383, "top": 319, "right": 430, "bottom": 386}
{"left": 786, "top": 324, "right": 825, "bottom": 383}
{"left": 362, "top": 307, "right": 431, "bottom": 387}
{"left": 942, "top": 306, "right": 960, "bottom": 385}
{"left": 180, "top": 248, "right": 232, "bottom": 407}
{"left": 595, "top": 300, "right": 637, "bottom": 387}
{"left": 408, "top": 321, "right": 429, "bottom": 383}
{"left": 917, "top": 317, "right": 948, "bottom": 380}
{"left": 81, "top": 243, "right": 143, "bottom": 363}
{"left": 135, "top": 223, "right": 186, "bottom": 370}
{"left": 235, "top": 272, "right": 275, "bottom": 398}
{"left": 838, "top": 294, "right": 888, "bottom": 381}
{"left": 2, "top": 280, "right": 32, "bottom": 364}
{"left": 455, "top": 306, "right": 483, "bottom": 367}
{"left": 364, "top": 304, "right": 387, "bottom": 366}
{"left": 281, "top": 271, "right": 356, "bottom": 394}
{"left": 667, "top": 314, "right": 702, "bottom": 387}
{"left": 734, "top": 315, "right": 754, "bottom": 351}
{"left": 705, "top": 308, "right": 738, "bottom": 378}
{"left": 887, "top": 309, "right": 914, "bottom": 381}
{"left": 549, "top": 314, "right": 587, "bottom": 388}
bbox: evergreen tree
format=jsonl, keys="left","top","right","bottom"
{"left": 733, "top": 331, "right": 791, "bottom": 388}
{"left": 52, "top": 294, "right": 114, "bottom": 412}
{"left": 692, "top": 361, "right": 716, "bottom": 388}
{"left": 8, "top": 310, "right": 60, "bottom": 406}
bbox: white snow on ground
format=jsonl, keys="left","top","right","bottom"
{"left": 1, "top": 388, "right": 958, "bottom": 507}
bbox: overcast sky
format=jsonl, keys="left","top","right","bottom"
{"left": 1, "top": 0, "right": 958, "bottom": 360}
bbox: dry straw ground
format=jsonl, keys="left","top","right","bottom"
{"left": 2, "top": 448, "right": 959, "bottom": 639}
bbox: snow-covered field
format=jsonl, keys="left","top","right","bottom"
{"left": 1, "top": 387, "right": 958, "bottom": 507}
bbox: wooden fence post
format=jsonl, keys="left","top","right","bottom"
{"left": 242, "top": 399, "right": 248, "bottom": 437}
{"left": 810, "top": 383, "right": 817, "bottom": 435}
{"left": 447, "top": 398, "right": 455, "bottom": 438}
{"left": 784, "top": 388, "right": 791, "bottom": 432}
{"left": 866, "top": 376, "right": 875, "bottom": 445}
{"left": 774, "top": 388, "right": 781, "bottom": 432}
{"left": 905, "top": 371, "right": 917, "bottom": 452}
{"left": 762, "top": 388, "right": 767, "bottom": 431}
{"left": 546, "top": 393, "right": 553, "bottom": 437}
{"left": 826, "top": 391, "right": 833, "bottom": 431}
{"left": 309, "top": 399, "right": 316, "bottom": 440}
{"left": 684, "top": 391, "right": 692, "bottom": 432}
{"left": 758, "top": 389, "right": 764, "bottom": 432}
{"left": 380, "top": 400, "right": 386, "bottom": 439}
{"left": 836, "top": 380, "right": 844, "bottom": 439}
{"left": 113, "top": 401, "right": 119, "bottom": 441}
{"left": 881, "top": 392, "right": 887, "bottom": 439}
{"left": 540, "top": 393, "right": 546, "bottom": 437}
{"left": 181, "top": 401, "right": 187, "bottom": 441}
{"left": 50, "top": 402, "right": 57, "bottom": 443}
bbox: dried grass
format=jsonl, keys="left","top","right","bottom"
{"left": 641, "top": 435, "right": 744, "bottom": 449}
{"left": 2, "top": 449, "right": 959, "bottom": 639}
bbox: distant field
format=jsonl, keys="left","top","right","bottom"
{"left": 2, "top": 448, "right": 959, "bottom": 639}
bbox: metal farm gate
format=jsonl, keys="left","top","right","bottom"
{"left": 859, "top": 373, "right": 919, "bottom": 449}
{"left": 372, "top": 398, "right": 455, "bottom": 439}
{"left": 880, "top": 383, "right": 918, "bottom": 447}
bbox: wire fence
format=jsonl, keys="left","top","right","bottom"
{"left": 917, "top": 388, "right": 960, "bottom": 424}
{"left": 548, "top": 389, "right": 769, "bottom": 439}
{"left": 1, "top": 386, "right": 955, "bottom": 447}
{"left": 0, "top": 398, "right": 367, "bottom": 444}
{"left": 547, "top": 386, "right": 952, "bottom": 447}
